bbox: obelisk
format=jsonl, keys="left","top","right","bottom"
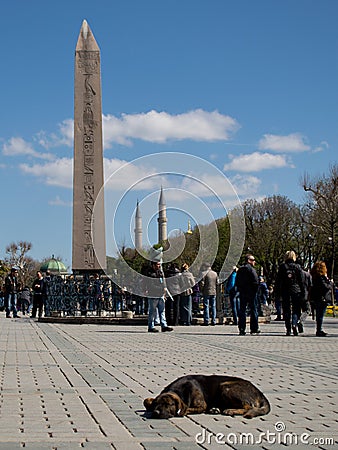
{"left": 72, "top": 20, "right": 106, "bottom": 273}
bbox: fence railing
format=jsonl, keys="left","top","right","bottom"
{"left": 41, "top": 275, "right": 271, "bottom": 322}
{"left": 44, "top": 275, "right": 141, "bottom": 317}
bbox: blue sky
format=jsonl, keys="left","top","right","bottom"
{"left": 1, "top": 0, "right": 337, "bottom": 268}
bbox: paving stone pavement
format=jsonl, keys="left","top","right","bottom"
{"left": 0, "top": 313, "right": 337, "bottom": 449}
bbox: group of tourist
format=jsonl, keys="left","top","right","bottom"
{"left": 224, "top": 251, "right": 333, "bottom": 337}
{"left": 3, "top": 268, "right": 50, "bottom": 319}
{"left": 144, "top": 260, "right": 220, "bottom": 333}
{"left": 274, "top": 251, "right": 333, "bottom": 337}
{"left": 144, "top": 250, "right": 334, "bottom": 337}
{"left": 1, "top": 251, "right": 334, "bottom": 337}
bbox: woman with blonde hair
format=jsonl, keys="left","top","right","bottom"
{"left": 310, "top": 261, "right": 333, "bottom": 337}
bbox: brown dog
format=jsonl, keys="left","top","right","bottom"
{"left": 144, "top": 374, "right": 270, "bottom": 419}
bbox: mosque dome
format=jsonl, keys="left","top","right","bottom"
{"left": 40, "top": 255, "right": 68, "bottom": 275}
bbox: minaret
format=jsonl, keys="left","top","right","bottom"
{"left": 134, "top": 201, "right": 143, "bottom": 251}
{"left": 158, "top": 187, "right": 168, "bottom": 243}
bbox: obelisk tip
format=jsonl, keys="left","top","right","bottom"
{"left": 81, "top": 19, "right": 88, "bottom": 39}
{"left": 76, "top": 19, "right": 99, "bottom": 51}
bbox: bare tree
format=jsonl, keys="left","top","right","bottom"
{"left": 302, "top": 164, "right": 338, "bottom": 279}
{"left": 242, "top": 195, "right": 306, "bottom": 285}
{"left": 4, "top": 241, "right": 38, "bottom": 287}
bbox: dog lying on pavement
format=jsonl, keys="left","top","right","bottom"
{"left": 144, "top": 374, "right": 270, "bottom": 419}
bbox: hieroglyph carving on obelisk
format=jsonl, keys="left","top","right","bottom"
{"left": 72, "top": 20, "right": 106, "bottom": 272}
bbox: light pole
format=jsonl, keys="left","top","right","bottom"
{"left": 328, "top": 236, "right": 336, "bottom": 318}
{"left": 328, "top": 236, "right": 335, "bottom": 280}
{"left": 307, "top": 234, "right": 314, "bottom": 269}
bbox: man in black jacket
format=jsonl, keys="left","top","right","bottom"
{"left": 4, "top": 267, "right": 19, "bottom": 318}
{"left": 235, "top": 255, "right": 259, "bottom": 335}
{"left": 31, "top": 271, "right": 46, "bottom": 319}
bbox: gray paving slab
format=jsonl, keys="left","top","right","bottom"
{"left": 0, "top": 313, "right": 337, "bottom": 449}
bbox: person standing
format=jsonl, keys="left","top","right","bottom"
{"left": 31, "top": 271, "right": 46, "bottom": 319}
{"left": 257, "top": 276, "right": 269, "bottom": 316}
{"left": 310, "top": 261, "right": 333, "bottom": 337}
{"left": 18, "top": 286, "right": 32, "bottom": 316}
{"left": 225, "top": 267, "right": 239, "bottom": 325}
{"left": 146, "top": 261, "right": 173, "bottom": 333}
{"left": 235, "top": 255, "right": 259, "bottom": 335}
{"left": 179, "top": 263, "right": 195, "bottom": 325}
{"left": 275, "top": 251, "right": 305, "bottom": 336}
{"left": 165, "top": 263, "right": 181, "bottom": 326}
{"left": 4, "top": 267, "right": 19, "bottom": 318}
{"left": 199, "top": 263, "right": 218, "bottom": 326}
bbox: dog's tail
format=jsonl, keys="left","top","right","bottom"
{"left": 243, "top": 396, "right": 270, "bottom": 419}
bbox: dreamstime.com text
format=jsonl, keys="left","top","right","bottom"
{"left": 195, "top": 422, "right": 335, "bottom": 446}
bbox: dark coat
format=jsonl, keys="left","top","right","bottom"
{"left": 146, "top": 266, "right": 166, "bottom": 298}
{"left": 235, "top": 263, "right": 259, "bottom": 297}
{"left": 310, "top": 275, "right": 332, "bottom": 305}
{"left": 5, "top": 274, "right": 19, "bottom": 294}
{"left": 275, "top": 260, "right": 305, "bottom": 297}
{"left": 32, "top": 277, "right": 47, "bottom": 296}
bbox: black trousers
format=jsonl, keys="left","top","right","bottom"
{"left": 31, "top": 294, "right": 43, "bottom": 318}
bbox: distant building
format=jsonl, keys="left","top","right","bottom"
{"left": 134, "top": 188, "right": 168, "bottom": 249}
{"left": 134, "top": 189, "right": 193, "bottom": 250}
{"left": 134, "top": 200, "right": 143, "bottom": 251}
{"left": 157, "top": 187, "right": 168, "bottom": 243}
{"left": 40, "top": 256, "right": 68, "bottom": 276}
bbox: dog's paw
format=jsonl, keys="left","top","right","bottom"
{"left": 208, "top": 407, "right": 221, "bottom": 415}
{"left": 222, "top": 409, "right": 235, "bottom": 416}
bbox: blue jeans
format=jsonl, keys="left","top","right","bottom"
{"left": 315, "top": 302, "right": 327, "bottom": 332}
{"left": 238, "top": 292, "right": 259, "bottom": 333}
{"left": 179, "top": 295, "right": 192, "bottom": 325}
{"left": 148, "top": 297, "right": 168, "bottom": 330}
{"left": 282, "top": 292, "right": 301, "bottom": 332}
{"left": 230, "top": 292, "right": 240, "bottom": 324}
{"left": 203, "top": 295, "right": 216, "bottom": 325}
{"left": 5, "top": 293, "right": 18, "bottom": 317}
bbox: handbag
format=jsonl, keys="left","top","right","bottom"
{"left": 322, "top": 289, "right": 332, "bottom": 304}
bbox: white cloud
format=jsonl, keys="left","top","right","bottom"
{"left": 3, "top": 109, "right": 239, "bottom": 164}
{"left": 230, "top": 174, "right": 262, "bottom": 197}
{"left": 18, "top": 156, "right": 160, "bottom": 191}
{"left": 104, "top": 158, "right": 160, "bottom": 191}
{"left": 20, "top": 157, "right": 73, "bottom": 188}
{"left": 313, "top": 140, "right": 329, "bottom": 153}
{"left": 48, "top": 196, "right": 72, "bottom": 207}
{"left": 258, "top": 133, "right": 310, "bottom": 152}
{"left": 223, "top": 152, "right": 291, "bottom": 172}
{"left": 3, "top": 137, "right": 54, "bottom": 160}
{"left": 103, "top": 109, "right": 240, "bottom": 147}
{"left": 36, "top": 119, "right": 74, "bottom": 149}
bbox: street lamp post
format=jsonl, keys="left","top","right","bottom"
{"left": 307, "top": 234, "right": 314, "bottom": 269}
{"left": 328, "top": 236, "right": 336, "bottom": 318}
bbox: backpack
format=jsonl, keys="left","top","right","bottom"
{"left": 285, "top": 263, "right": 297, "bottom": 286}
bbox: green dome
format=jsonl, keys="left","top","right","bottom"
{"left": 40, "top": 256, "right": 68, "bottom": 274}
